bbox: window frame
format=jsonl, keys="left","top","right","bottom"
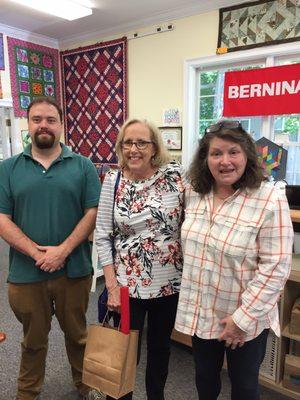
{"left": 182, "top": 42, "right": 300, "bottom": 171}
{"left": 0, "top": 99, "right": 20, "bottom": 160}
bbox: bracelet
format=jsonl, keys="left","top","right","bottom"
{"left": 107, "top": 283, "right": 119, "bottom": 294}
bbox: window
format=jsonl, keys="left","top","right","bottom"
{"left": 183, "top": 42, "right": 300, "bottom": 184}
{"left": 274, "top": 57, "right": 300, "bottom": 184}
{"left": 0, "top": 101, "right": 18, "bottom": 161}
{"left": 199, "top": 65, "right": 263, "bottom": 141}
{"left": 0, "top": 106, "right": 11, "bottom": 161}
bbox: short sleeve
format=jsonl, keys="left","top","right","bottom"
{"left": 0, "top": 161, "right": 13, "bottom": 215}
{"left": 179, "top": 164, "right": 188, "bottom": 190}
{"left": 83, "top": 158, "right": 101, "bottom": 209}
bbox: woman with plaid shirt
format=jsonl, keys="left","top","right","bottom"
{"left": 175, "top": 120, "right": 293, "bottom": 400}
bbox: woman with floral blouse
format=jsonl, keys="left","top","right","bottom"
{"left": 95, "top": 118, "right": 186, "bottom": 400}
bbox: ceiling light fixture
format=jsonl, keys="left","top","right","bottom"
{"left": 10, "top": 0, "right": 93, "bottom": 21}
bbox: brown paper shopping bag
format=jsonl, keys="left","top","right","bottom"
{"left": 83, "top": 288, "right": 138, "bottom": 399}
{"left": 82, "top": 324, "right": 138, "bottom": 398}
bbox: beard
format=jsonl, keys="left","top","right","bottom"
{"left": 34, "top": 129, "right": 56, "bottom": 149}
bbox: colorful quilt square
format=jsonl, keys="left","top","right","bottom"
{"left": 29, "top": 51, "right": 41, "bottom": 65}
{"left": 43, "top": 69, "right": 54, "bottom": 82}
{"left": 19, "top": 80, "right": 30, "bottom": 93}
{"left": 42, "top": 54, "right": 53, "bottom": 68}
{"left": 44, "top": 84, "right": 55, "bottom": 96}
{"left": 17, "top": 64, "right": 29, "bottom": 79}
{"left": 31, "top": 67, "right": 42, "bottom": 80}
{"left": 16, "top": 47, "right": 28, "bottom": 63}
{"left": 218, "top": 0, "right": 300, "bottom": 52}
{"left": 256, "top": 137, "right": 287, "bottom": 181}
{"left": 20, "top": 95, "right": 31, "bottom": 109}
{"left": 8, "top": 37, "right": 60, "bottom": 117}
{"left": 32, "top": 82, "right": 43, "bottom": 95}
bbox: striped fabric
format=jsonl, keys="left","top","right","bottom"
{"left": 175, "top": 181, "right": 293, "bottom": 341}
{"left": 95, "top": 162, "right": 186, "bottom": 299}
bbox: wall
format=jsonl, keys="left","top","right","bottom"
{"left": 0, "top": 36, "right": 11, "bottom": 100}
{"left": 126, "top": 12, "right": 218, "bottom": 124}
{"left": 0, "top": 11, "right": 219, "bottom": 133}
{"left": 0, "top": 34, "right": 28, "bottom": 132}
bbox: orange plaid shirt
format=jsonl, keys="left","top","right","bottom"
{"left": 175, "top": 181, "right": 293, "bottom": 341}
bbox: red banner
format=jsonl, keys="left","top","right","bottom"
{"left": 223, "top": 64, "right": 300, "bottom": 117}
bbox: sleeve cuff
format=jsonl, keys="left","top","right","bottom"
{"left": 232, "top": 307, "right": 255, "bottom": 333}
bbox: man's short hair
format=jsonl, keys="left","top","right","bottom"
{"left": 27, "top": 97, "right": 63, "bottom": 123}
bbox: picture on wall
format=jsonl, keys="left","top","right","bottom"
{"left": 256, "top": 136, "right": 287, "bottom": 181}
{"left": 7, "top": 37, "right": 60, "bottom": 117}
{"left": 163, "top": 108, "right": 180, "bottom": 125}
{"left": 0, "top": 34, "right": 4, "bottom": 70}
{"left": 218, "top": 0, "right": 300, "bottom": 53}
{"left": 159, "top": 126, "right": 182, "bottom": 150}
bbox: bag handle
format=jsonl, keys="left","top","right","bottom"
{"left": 100, "top": 310, "right": 121, "bottom": 330}
{"left": 110, "top": 170, "right": 121, "bottom": 255}
{"left": 112, "top": 170, "right": 121, "bottom": 232}
{"left": 111, "top": 171, "right": 130, "bottom": 334}
{"left": 100, "top": 285, "right": 130, "bottom": 334}
{"left": 120, "top": 286, "right": 130, "bottom": 334}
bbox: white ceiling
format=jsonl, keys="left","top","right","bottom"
{"left": 0, "top": 0, "right": 251, "bottom": 47}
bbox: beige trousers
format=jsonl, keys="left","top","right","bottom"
{"left": 8, "top": 274, "right": 92, "bottom": 400}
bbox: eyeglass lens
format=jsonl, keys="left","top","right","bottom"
{"left": 122, "top": 140, "right": 151, "bottom": 149}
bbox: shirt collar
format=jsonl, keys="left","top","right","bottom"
{"left": 23, "top": 143, "right": 74, "bottom": 159}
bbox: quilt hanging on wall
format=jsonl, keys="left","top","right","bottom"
{"left": 7, "top": 37, "right": 60, "bottom": 117}
{"left": 61, "top": 37, "right": 127, "bottom": 167}
{"left": 218, "top": 0, "right": 300, "bottom": 52}
{"left": 256, "top": 137, "right": 287, "bottom": 181}
{"left": 0, "top": 34, "right": 4, "bottom": 70}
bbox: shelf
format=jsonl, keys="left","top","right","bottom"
{"left": 289, "top": 268, "right": 300, "bottom": 283}
{"left": 282, "top": 325, "right": 300, "bottom": 341}
{"left": 290, "top": 254, "right": 300, "bottom": 278}
{"left": 259, "top": 375, "right": 276, "bottom": 388}
{"left": 0, "top": 98, "right": 13, "bottom": 108}
{"left": 171, "top": 329, "right": 192, "bottom": 347}
{"left": 259, "top": 378, "right": 300, "bottom": 400}
{"left": 290, "top": 209, "right": 300, "bottom": 223}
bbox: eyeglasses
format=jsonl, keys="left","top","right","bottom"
{"left": 204, "top": 121, "right": 242, "bottom": 135}
{"left": 121, "top": 140, "right": 153, "bottom": 150}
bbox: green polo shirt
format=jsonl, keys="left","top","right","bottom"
{"left": 0, "top": 144, "right": 101, "bottom": 283}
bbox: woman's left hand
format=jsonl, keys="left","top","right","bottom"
{"left": 218, "top": 316, "right": 246, "bottom": 349}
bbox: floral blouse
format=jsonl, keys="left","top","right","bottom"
{"left": 95, "top": 162, "right": 186, "bottom": 299}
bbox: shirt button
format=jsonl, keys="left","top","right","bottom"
{"left": 42, "top": 170, "right": 46, "bottom": 173}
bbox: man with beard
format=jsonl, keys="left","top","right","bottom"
{"left": 0, "top": 97, "right": 101, "bottom": 399}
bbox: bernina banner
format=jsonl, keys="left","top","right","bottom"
{"left": 223, "top": 64, "right": 300, "bottom": 117}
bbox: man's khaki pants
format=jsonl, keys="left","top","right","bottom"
{"left": 8, "top": 274, "right": 92, "bottom": 400}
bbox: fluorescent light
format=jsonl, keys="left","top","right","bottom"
{"left": 11, "top": 0, "right": 93, "bottom": 21}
